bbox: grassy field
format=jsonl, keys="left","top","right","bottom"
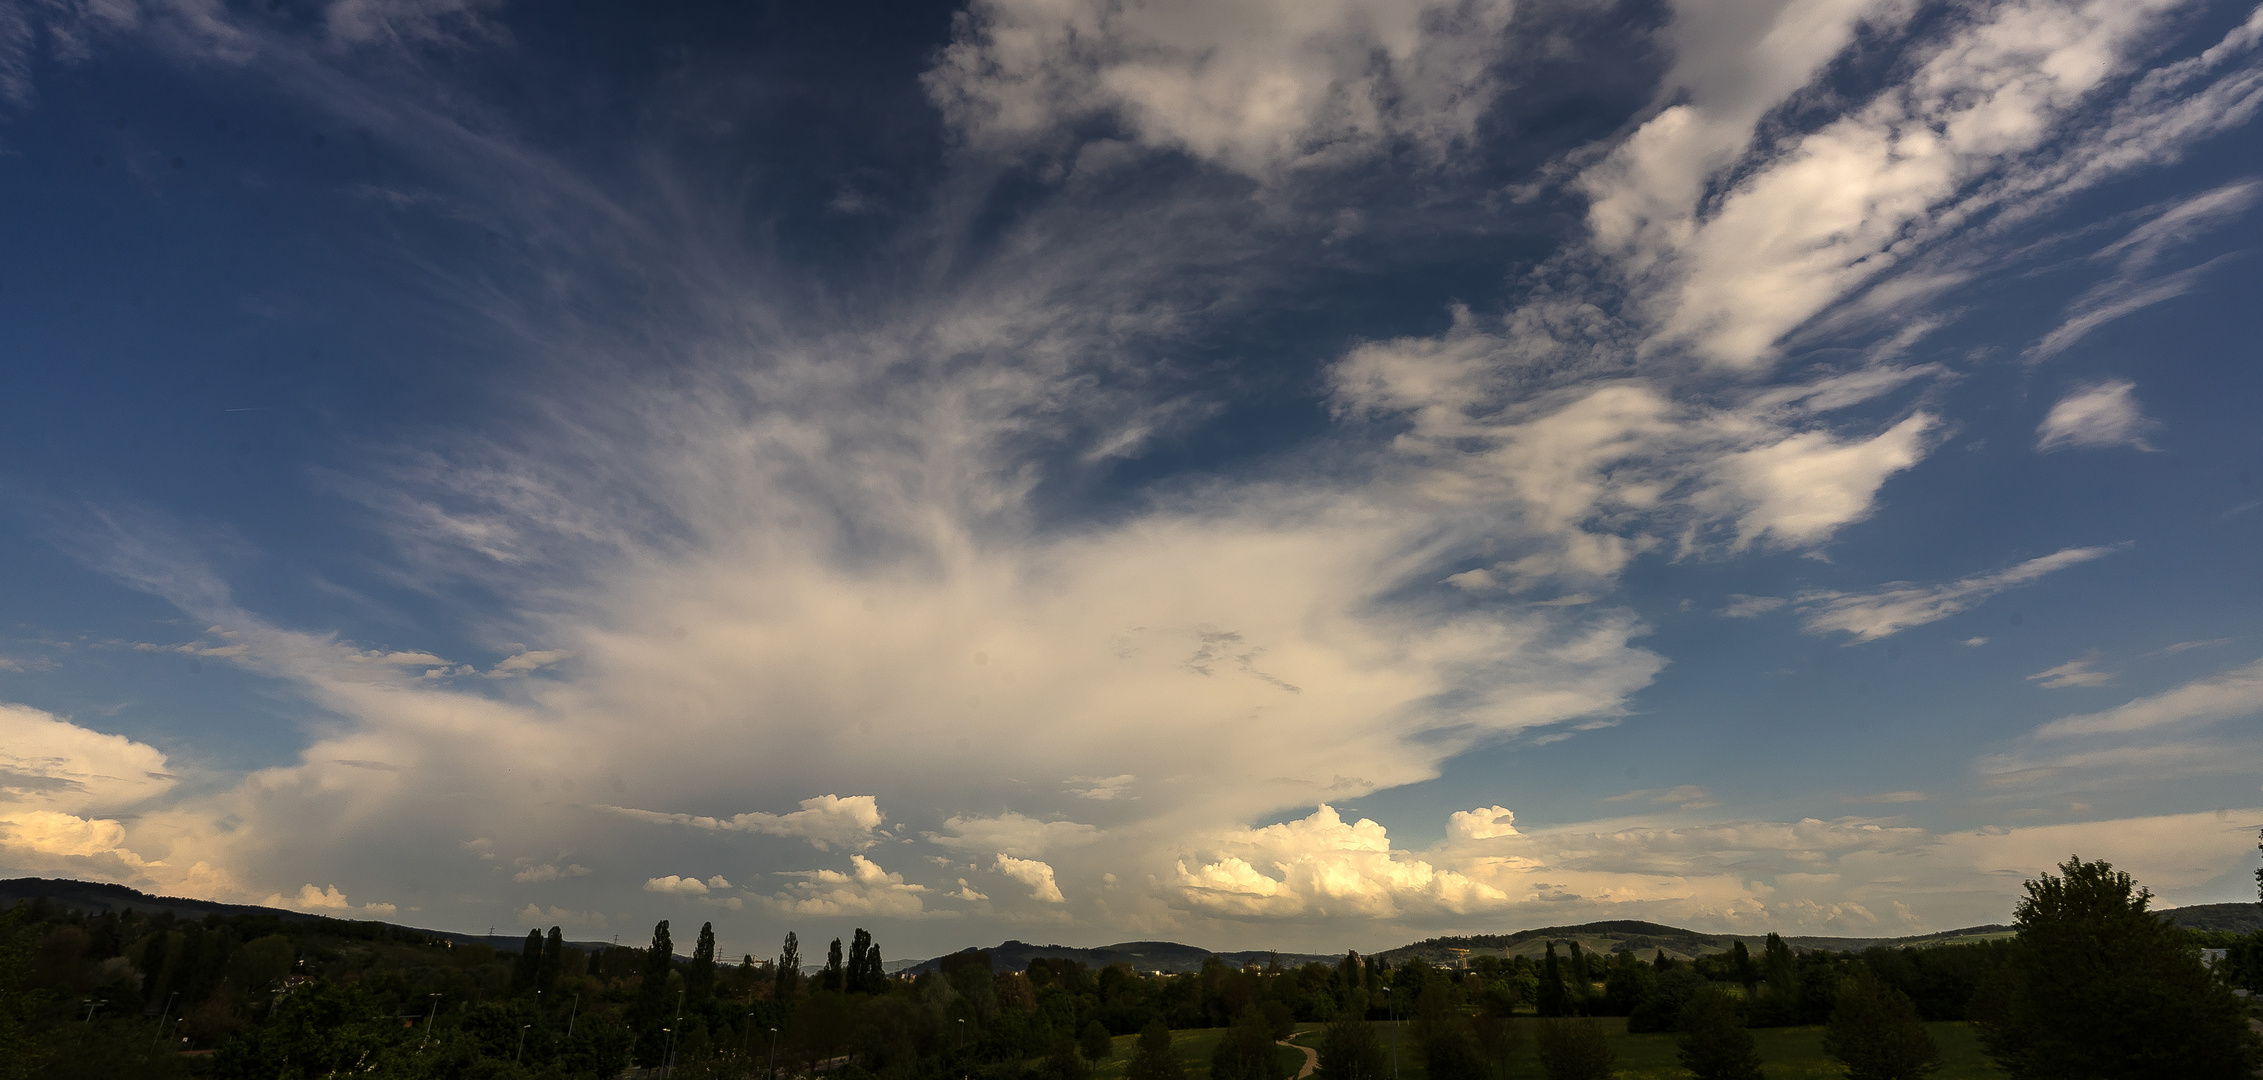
{"left": 1091, "top": 1027, "right": 1312, "bottom": 1080}
{"left": 1271, "top": 1019, "right": 2002, "bottom": 1080}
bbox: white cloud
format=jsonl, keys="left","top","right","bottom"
{"left": 769, "top": 855, "right": 928, "bottom": 917}
{"left": 2033, "top": 656, "right": 2263, "bottom": 739}
{"left": 643, "top": 875, "right": 714, "bottom": 895}
{"left": 605, "top": 794, "right": 886, "bottom": 851}
{"left": 0, "top": 702, "right": 176, "bottom": 814}
{"left": 1718, "top": 595, "right": 1785, "bottom": 618}
{"left": 1592, "top": 0, "right": 2233, "bottom": 368}
{"left": 2030, "top": 181, "right": 2260, "bottom": 359}
{"left": 262, "top": 883, "right": 394, "bottom": 917}
{"left": 1067, "top": 774, "right": 1136, "bottom": 801}
{"left": 323, "top": 0, "right": 506, "bottom": 51}
{"left": 512, "top": 862, "right": 591, "bottom": 883}
{"left": 946, "top": 879, "right": 990, "bottom": 902}
{"left": 925, "top": 0, "right": 1516, "bottom": 179}
{"left": 1604, "top": 784, "right": 1719, "bottom": 811}
{"left": 2027, "top": 652, "right": 2114, "bottom": 689}
{"left": 1798, "top": 546, "right": 2119, "bottom": 642}
{"left": 927, "top": 812, "right": 1099, "bottom": 858}
{"left": 993, "top": 853, "right": 1066, "bottom": 903}
{"left": 518, "top": 903, "right": 608, "bottom": 930}
{"left": 1174, "top": 805, "right": 1507, "bottom": 919}
{"left": 2036, "top": 380, "right": 2158, "bottom": 452}
{"left": 1445, "top": 805, "right": 1518, "bottom": 842}
{"left": 486, "top": 649, "right": 570, "bottom": 678}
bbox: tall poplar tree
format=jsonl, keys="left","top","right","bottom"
{"left": 776, "top": 932, "right": 801, "bottom": 999}
{"left": 822, "top": 937, "right": 845, "bottom": 994}
{"left": 512, "top": 929, "right": 543, "bottom": 992}
{"left": 538, "top": 927, "right": 565, "bottom": 996}
{"left": 847, "top": 929, "right": 873, "bottom": 993}
{"left": 687, "top": 922, "right": 717, "bottom": 1007}
{"left": 1537, "top": 943, "right": 1568, "bottom": 1018}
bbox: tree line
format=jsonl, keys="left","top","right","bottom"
{"left": 0, "top": 852, "right": 2257, "bottom": 1078}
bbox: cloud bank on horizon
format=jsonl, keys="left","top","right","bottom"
{"left": 0, "top": 0, "right": 2260, "bottom": 956}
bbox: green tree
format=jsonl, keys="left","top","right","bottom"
{"left": 538, "top": 926, "right": 565, "bottom": 996}
{"left": 1041, "top": 1035, "right": 1091, "bottom": 1080}
{"left": 687, "top": 921, "right": 717, "bottom": 1007}
{"left": 1079, "top": 1019, "right": 1115, "bottom": 1062}
{"left": 1420, "top": 1021, "right": 1483, "bottom": 1080}
{"left": 1533, "top": 1018, "right": 1613, "bottom": 1080}
{"left": 1316, "top": 1011, "right": 1385, "bottom": 1080}
{"left": 1128, "top": 1019, "right": 1187, "bottom": 1080}
{"left": 1212, "top": 1008, "right": 1285, "bottom": 1080}
{"left": 1978, "top": 855, "right": 2261, "bottom": 1079}
{"left": 1470, "top": 1015, "right": 1518, "bottom": 1080}
{"left": 1824, "top": 965, "right": 1938, "bottom": 1080}
{"left": 847, "top": 929, "right": 873, "bottom": 994}
{"left": 776, "top": 931, "right": 801, "bottom": 999}
{"left": 1676, "top": 990, "right": 1764, "bottom": 1080}
{"left": 1536, "top": 943, "right": 1568, "bottom": 1017}
{"left": 822, "top": 937, "right": 845, "bottom": 994}
{"left": 512, "top": 928, "right": 543, "bottom": 992}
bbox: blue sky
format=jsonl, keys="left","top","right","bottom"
{"left": 1, "top": 0, "right": 2260, "bottom": 960}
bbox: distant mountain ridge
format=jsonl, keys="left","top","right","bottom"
{"left": 898, "top": 939, "right": 1341, "bottom": 975}
{"left": 0, "top": 878, "right": 614, "bottom": 954}
{"left": 10, "top": 877, "right": 2254, "bottom": 970}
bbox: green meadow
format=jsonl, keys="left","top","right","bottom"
{"left": 1219, "top": 1018, "right": 2008, "bottom": 1080}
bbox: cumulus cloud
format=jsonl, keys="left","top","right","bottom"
{"left": 262, "top": 883, "right": 396, "bottom": 917}
{"left": 992, "top": 854, "right": 1065, "bottom": 903}
{"left": 1798, "top": 546, "right": 2120, "bottom": 642}
{"left": 1445, "top": 805, "right": 1517, "bottom": 842}
{"left": 512, "top": 862, "right": 592, "bottom": 883}
{"left": 1175, "top": 805, "right": 1507, "bottom": 919}
{"left": 2036, "top": 380, "right": 2158, "bottom": 452}
{"left": 605, "top": 795, "right": 886, "bottom": 850}
{"left": 769, "top": 855, "right": 928, "bottom": 917}
{"left": 643, "top": 875, "right": 725, "bottom": 895}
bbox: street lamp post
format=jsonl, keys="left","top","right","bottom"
{"left": 1383, "top": 987, "right": 1396, "bottom": 1080}
{"left": 420, "top": 993, "right": 443, "bottom": 1049}
{"left": 565, "top": 994, "right": 580, "bottom": 1039}
{"left": 516, "top": 1024, "right": 531, "bottom": 1063}
{"left": 152, "top": 992, "right": 178, "bottom": 1047}
{"left": 767, "top": 1026, "right": 779, "bottom": 1080}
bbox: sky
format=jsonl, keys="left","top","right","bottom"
{"left": 1, "top": 0, "right": 2260, "bottom": 962}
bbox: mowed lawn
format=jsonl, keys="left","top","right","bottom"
{"left": 1266, "top": 1018, "right": 2004, "bottom": 1080}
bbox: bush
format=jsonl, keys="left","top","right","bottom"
{"left": 1533, "top": 1018, "right": 1613, "bottom": 1080}
{"left": 1315, "top": 1012, "right": 1384, "bottom": 1080}
{"left": 1676, "top": 991, "right": 1763, "bottom": 1080}
{"left": 1624, "top": 966, "right": 1706, "bottom": 1034}
{"left": 1823, "top": 965, "right": 1938, "bottom": 1080}
{"left": 1127, "top": 1020, "right": 1185, "bottom": 1080}
{"left": 1079, "top": 1021, "right": 1114, "bottom": 1063}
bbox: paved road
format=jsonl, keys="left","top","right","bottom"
{"left": 1278, "top": 1039, "right": 1318, "bottom": 1080}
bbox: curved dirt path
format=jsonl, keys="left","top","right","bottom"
{"left": 1278, "top": 1039, "right": 1318, "bottom": 1080}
